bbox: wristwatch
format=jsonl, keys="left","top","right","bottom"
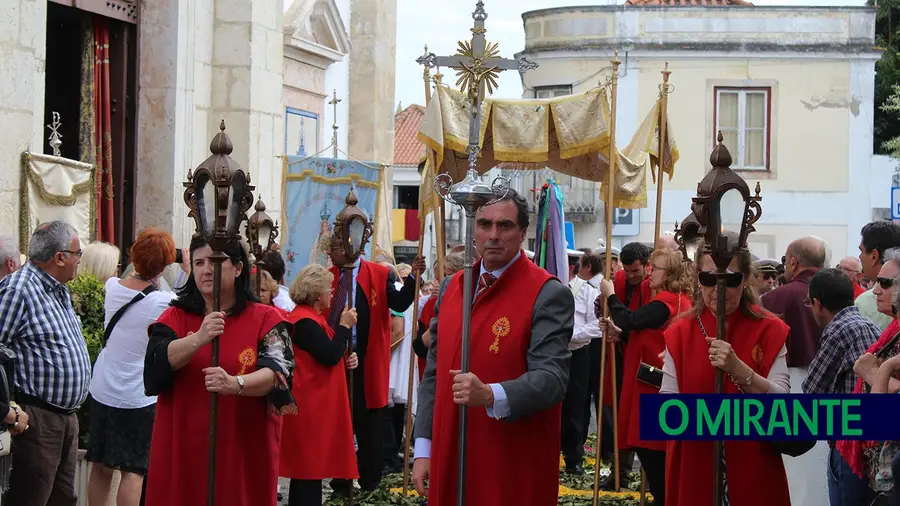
{"left": 235, "top": 375, "right": 245, "bottom": 395}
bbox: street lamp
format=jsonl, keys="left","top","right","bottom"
{"left": 689, "top": 131, "right": 762, "bottom": 506}
{"left": 182, "top": 120, "right": 254, "bottom": 506}
{"left": 245, "top": 196, "right": 278, "bottom": 297}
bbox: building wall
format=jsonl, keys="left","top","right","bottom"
{"left": 137, "top": 0, "right": 285, "bottom": 247}
{"left": 0, "top": 0, "right": 47, "bottom": 242}
{"left": 519, "top": 5, "right": 879, "bottom": 257}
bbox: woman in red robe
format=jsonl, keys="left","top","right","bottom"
{"left": 599, "top": 248, "right": 693, "bottom": 506}
{"left": 143, "top": 238, "right": 295, "bottom": 506}
{"left": 662, "top": 243, "right": 791, "bottom": 506}
{"left": 280, "top": 264, "right": 359, "bottom": 505}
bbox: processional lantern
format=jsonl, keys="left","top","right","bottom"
{"left": 333, "top": 187, "right": 373, "bottom": 267}
{"left": 184, "top": 120, "right": 255, "bottom": 250}
{"left": 690, "top": 131, "right": 762, "bottom": 270}
{"left": 688, "top": 131, "right": 762, "bottom": 506}
{"left": 673, "top": 212, "right": 702, "bottom": 262}
{"left": 245, "top": 196, "right": 278, "bottom": 296}
{"left": 181, "top": 119, "right": 254, "bottom": 506}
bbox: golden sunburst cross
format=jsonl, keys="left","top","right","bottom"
{"left": 416, "top": 1, "right": 538, "bottom": 171}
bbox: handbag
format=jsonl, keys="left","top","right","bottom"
{"left": 102, "top": 284, "right": 156, "bottom": 348}
{"left": 636, "top": 362, "right": 663, "bottom": 389}
{"left": 0, "top": 364, "right": 11, "bottom": 457}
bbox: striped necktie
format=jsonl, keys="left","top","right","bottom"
{"left": 474, "top": 272, "right": 496, "bottom": 305}
{"left": 327, "top": 270, "right": 352, "bottom": 331}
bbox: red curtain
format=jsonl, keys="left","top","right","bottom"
{"left": 94, "top": 19, "right": 115, "bottom": 243}
{"left": 404, "top": 209, "right": 421, "bottom": 242}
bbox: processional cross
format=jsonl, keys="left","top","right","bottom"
{"left": 417, "top": 0, "right": 538, "bottom": 171}
{"left": 328, "top": 89, "right": 342, "bottom": 158}
{"left": 414, "top": 3, "right": 538, "bottom": 506}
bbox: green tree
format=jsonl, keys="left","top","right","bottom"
{"left": 871, "top": 0, "right": 900, "bottom": 154}
{"left": 881, "top": 83, "right": 900, "bottom": 158}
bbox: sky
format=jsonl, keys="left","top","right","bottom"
{"left": 394, "top": 0, "right": 868, "bottom": 109}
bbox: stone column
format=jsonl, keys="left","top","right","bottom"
{"left": 347, "top": 0, "right": 396, "bottom": 164}
{"left": 210, "top": 0, "right": 285, "bottom": 225}
{"left": 136, "top": 0, "right": 200, "bottom": 245}
{"left": 0, "top": 0, "right": 47, "bottom": 247}
{"left": 348, "top": 0, "right": 397, "bottom": 256}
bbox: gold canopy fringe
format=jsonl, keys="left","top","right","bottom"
{"left": 417, "top": 85, "right": 680, "bottom": 210}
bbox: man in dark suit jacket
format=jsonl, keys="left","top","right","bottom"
{"left": 327, "top": 243, "right": 424, "bottom": 495}
{"left": 411, "top": 190, "right": 574, "bottom": 504}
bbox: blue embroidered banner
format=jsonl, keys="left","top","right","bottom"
{"left": 281, "top": 156, "right": 382, "bottom": 286}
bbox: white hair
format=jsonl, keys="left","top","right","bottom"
{"left": 77, "top": 242, "right": 120, "bottom": 282}
{"left": 0, "top": 236, "right": 19, "bottom": 265}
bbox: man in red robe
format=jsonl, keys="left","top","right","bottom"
{"left": 326, "top": 237, "right": 424, "bottom": 495}
{"left": 590, "top": 241, "right": 651, "bottom": 489}
{"left": 411, "top": 189, "right": 574, "bottom": 506}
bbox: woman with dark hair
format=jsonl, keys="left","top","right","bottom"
{"left": 598, "top": 248, "right": 694, "bottom": 506}
{"left": 662, "top": 242, "right": 791, "bottom": 506}
{"left": 143, "top": 237, "right": 295, "bottom": 506}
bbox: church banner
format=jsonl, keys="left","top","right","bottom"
{"left": 281, "top": 155, "right": 383, "bottom": 286}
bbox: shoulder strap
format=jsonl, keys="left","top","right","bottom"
{"left": 102, "top": 285, "right": 157, "bottom": 348}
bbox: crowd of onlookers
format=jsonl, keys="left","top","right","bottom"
{"left": 3, "top": 217, "right": 900, "bottom": 506}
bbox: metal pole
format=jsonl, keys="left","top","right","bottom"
{"left": 713, "top": 273, "right": 727, "bottom": 506}
{"left": 593, "top": 51, "right": 622, "bottom": 505}
{"left": 207, "top": 256, "right": 224, "bottom": 506}
{"left": 456, "top": 209, "right": 477, "bottom": 506}
{"left": 653, "top": 63, "right": 671, "bottom": 250}
{"left": 345, "top": 266, "right": 355, "bottom": 506}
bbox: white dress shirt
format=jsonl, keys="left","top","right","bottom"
{"left": 569, "top": 274, "right": 602, "bottom": 351}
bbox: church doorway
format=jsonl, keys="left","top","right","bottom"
{"left": 44, "top": 1, "right": 138, "bottom": 263}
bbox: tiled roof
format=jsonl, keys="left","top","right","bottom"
{"left": 626, "top": 0, "right": 753, "bottom": 5}
{"left": 394, "top": 104, "right": 426, "bottom": 167}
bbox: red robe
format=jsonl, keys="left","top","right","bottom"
{"left": 330, "top": 259, "right": 391, "bottom": 408}
{"left": 280, "top": 305, "right": 357, "bottom": 480}
{"left": 602, "top": 270, "right": 652, "bottom": 406}
{"left": 664, "top": 306, "right": 790, "bottom": 506}
{"left": 417, "top": 296, "right": 438, "bottom": 382}
{"left": 145, "top": 303, "right": 287, "bottom": 506}
{"left": 429, "top": 253, "right": 560, "bottom": 506}
{"left": 618, "top": 290, "right": 691, "bottom": 451}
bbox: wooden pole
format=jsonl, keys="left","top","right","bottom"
{"left": 402, "top": 61, "right": 436, "bottom": 496}
{"left": 433, "top": 70, "right": 448, "bottom": 263}
{"left": 653, "top": 63, "right": 671, "bottom": 251}
{"left": 207, "top": 253, "right": 227, "bottom": 506}
{"left": 639, "top": 469, "right": 648, "bottom": 506}
{"left": 593, "top": 52, "right": 622, "bottom": 506}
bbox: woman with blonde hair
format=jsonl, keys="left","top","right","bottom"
{"left": 280, "top": 264, "right": 358, "bottom": 506}
{"left": 251, "top": 268, "right": 279, "bottom": 308}
{"left": 660, "top": 242, "right": 791, "bottom": 506}
{"left": 598, "top": 247, "right": 693, "bottom": 505}
{"left": 79, "top": 241, "right": 120, "bottom": 282}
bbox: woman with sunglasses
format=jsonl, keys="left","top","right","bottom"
{"left": 837, "top": 250, "right": 900, "bottom": 504}
{"left": 597, "top": 248, "right": 693, "bottom": 506}
{"left": 661, "top": 242, "right": 791, "bottom": 506}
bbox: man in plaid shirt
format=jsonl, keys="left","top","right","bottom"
{"left": 803, "top": 268, "right": 880, "bottom": 506}
{"left": 2, "top": 221, "right": 90, "bottom": 506}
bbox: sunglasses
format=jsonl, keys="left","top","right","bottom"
{"left": 698, "top": 271, "right": 744, "bottom": 288}
{"left": 876, "top": 277, "right": 895, "bottom": 290}
{"left": 761, "top": 272, "right": 778, "bottom": 281}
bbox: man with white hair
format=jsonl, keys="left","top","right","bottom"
{"left": 1, "top": 221, "right": 91, "bottom": 506}
{"left": 0, "top": 236, "right": 20, "bottom": 279}
{"left": 837, "top": 255, "right": 866, "bottom": 299}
